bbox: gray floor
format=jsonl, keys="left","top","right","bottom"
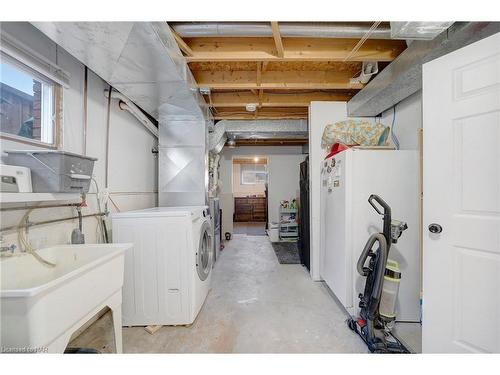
{"left": 394, "top": 322, "right": 422, "bottom": 353}
{"left": 69, "top": 233, "right": 372, "bottom": 353}
{"left": 233, "top": 222, "right": 266, "bottom": 236}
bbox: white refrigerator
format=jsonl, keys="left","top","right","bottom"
{"left": 320, "top": 148, "right": 420, "bottom": 321}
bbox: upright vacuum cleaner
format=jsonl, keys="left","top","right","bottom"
{"left": 347, "top": 194, "right": 410, "bottom": 353}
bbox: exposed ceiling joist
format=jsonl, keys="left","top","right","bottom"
{"left": 271, "top": 22, "right": 284, "bottom": 58}
{"left": 213, "top": 107, "right": 307, "bottom": 120}
{"left": 210, "top": 91, "right": 354, "bottom": 107}
{"left": 170, "top": 26, "right": 193, "bottom": 57}
{"left": 256, "top": 61, "right": 262, "bottom": 86}
{"left": 193, "top": 70, "right": 363, "bottom": 90}
{"left": 235, "top": 139, "right": 308, "bottom": 146}
{"left": 184, "top": 37, "right": 406, "bottom": 62}
{"left": 166, "top": 21, "right": 410, "bottom": 121}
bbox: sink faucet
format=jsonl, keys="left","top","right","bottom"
{"left": 0, "top": 244, "right": 17, "bottom": 254}
{"left": 0, "top": 235, "right": 17, "bottom": 254}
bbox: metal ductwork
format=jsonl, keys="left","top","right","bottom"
{"left": 170, "top": 22, "right": 393, "bottom": 39}
{"left": 32, "top": 22, "right": 212, "bottom": 206}
{"left": 209, "top": 119, "right": 308, "bottom": 153}
{"left": 347, "top": 22, "right": 500, "bottom": 117}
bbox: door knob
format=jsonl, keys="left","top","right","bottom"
{"left": 428, "top": 223, "right": 443, "bottom": 234}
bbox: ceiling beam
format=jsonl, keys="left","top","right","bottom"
{"left": 213, "top": 107, "right": 308, "bottom": 120}
{"left": 271, "top": 22, "right": 284, "bottom": 58}
{"left": 256, "top": 62, "right": 262, "bottom": 86}
{"left": 170, "top": 27, "right": 193, "bottom": 57}
{"left": 234, "top": 139, "right": 308, "bottom": 146}
{"left": 184, "top": 37, "right": 405, "bottom": 62}
{"left": 210, "top": 91, "right": 355, "bottom": 107}
{"left": 192, "top": 70, "right": 363, "bottom": 90}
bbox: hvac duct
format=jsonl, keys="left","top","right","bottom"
{"left": 32, "top": 22, "right": 212, "bottom": 206}
{"left": 209, "top": 119, "right": 308, "bottom": 153}
{"left": 170, "top": 22, "right": 393, "bottom": 39}
{"left": 347, "top": 22, "right": 500, "bottom": 116}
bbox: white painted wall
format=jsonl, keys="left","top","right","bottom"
{"left": 267, "top": 154, "right": 305, "bottom": 225}
{"left": 0, "top": 22, "right": 157, "bottom": 250}
{"left": 218, "top": 145, "right": 304, "bottom": 236}
{"left": 380, "top": 90, "right": 422, "bottom": 151}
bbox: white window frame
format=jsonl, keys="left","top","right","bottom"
{"left": 240, "top": 163, "right": 267, "bottom": 185}
{"left": 0, "top": 51, "right": 61, "bottom": 149}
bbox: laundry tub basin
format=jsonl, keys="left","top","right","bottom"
{"left": 0, "top": 243, "right": 131, "bottom": 353}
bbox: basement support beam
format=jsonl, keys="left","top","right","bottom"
{"left": 347, "top": 22, "right": 500, "bottom": 116}
{"left": 192, "top": 70, "right": 363, "bottom": 90}
{"left": 184, "top": 37, "right": 406, "bottom": 62}
{"left": 209, "top": 91, "right": 355, "bottom": 107}
{"left": 271, "top": 22, "right": 285, "bottom": 58}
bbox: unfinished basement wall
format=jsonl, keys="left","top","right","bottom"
{"left": 380, "top": 91, "right": 423, "bottom": 150}
{"left": 218, "top": 145, "right": 305, "bottom": 237}
{"left": 0, "top": 22, "right": 158, "bottom": 250}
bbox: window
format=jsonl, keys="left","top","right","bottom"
{"left": 241, "top": 163, "right": 267, "bottom": 185}
{"left": 1, "top": 53, "right": 58, "bottom": 146}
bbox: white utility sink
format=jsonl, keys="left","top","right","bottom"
{"left": 0, "top": 243, "right": 131, "bottom": 353}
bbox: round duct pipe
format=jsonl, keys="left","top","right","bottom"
{"left": 170, "top": 22, "right": 393, "bottom": 39}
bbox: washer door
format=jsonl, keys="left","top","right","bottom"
{"left": 196, "top": 220, "right": 213, "bottom": 281}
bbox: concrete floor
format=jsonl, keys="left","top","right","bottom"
{"left": 394, "top": 322, "right": 422, "bottom": 353}
{"left": 233, "top": 222, "right": 267, "bottom": 236}
{"left": 69, "top": 233, "right": 372, "bottom": 353}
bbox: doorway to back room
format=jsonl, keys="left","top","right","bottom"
{"left": 232, "top": 156, "right": 268, "bottom": 236}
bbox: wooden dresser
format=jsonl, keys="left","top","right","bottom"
{"left": 234, "top": 196, "right": 267, "bottom": 222}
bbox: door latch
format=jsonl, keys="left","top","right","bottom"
{"left": 428, "top": 223, "right": 443, "bottom": 234}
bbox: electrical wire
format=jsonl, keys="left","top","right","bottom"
{"left": 91, "top": 177, "right": 107, "bottom": 243}
{"left": 390, "top": 105, "right": 400, "bottom": 150}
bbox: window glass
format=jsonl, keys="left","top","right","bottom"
{"left": 241, "top": 163, "right": 267, "bottom": 185}
{"left": 1, "top": 54, "right": 56, "bottom": 145}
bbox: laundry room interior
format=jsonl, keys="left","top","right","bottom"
{"left": 1, "top": 2, "right": 499, "bottom": 366}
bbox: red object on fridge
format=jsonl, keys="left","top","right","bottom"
{"left": 325, "top": 143, "right": 350, "bottom": 159}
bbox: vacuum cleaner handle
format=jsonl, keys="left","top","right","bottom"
{"left": 368, "top": 194, "right": 392, "bottom": 249}
{"left": 368, "top": 194, "right": 391, "bottom": 217}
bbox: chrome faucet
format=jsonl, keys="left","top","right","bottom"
{"left": 0, "top": 235, "right": 17, "bottom": 254}
{"left": 0, "top": 244, "right": 17, "bottom": 254}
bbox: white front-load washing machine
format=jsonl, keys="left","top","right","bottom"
{"left": 112, "top": 206, "right": 212, "bottom": 326}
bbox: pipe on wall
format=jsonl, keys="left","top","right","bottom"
{"left": 104, "top": 90, "right": 159, "bottom": 138}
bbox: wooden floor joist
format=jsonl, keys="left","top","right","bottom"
{"left": 213, "top": 106, "right": 308, "bottom": 120}
{"left": 193, "top": 70, "right": 364, "bottom": 90}
{"left": 184, "top": 37, "right": 406, "bottom": 62}
{"left": 210, "top": 91, "right": 355, "bottom": 107}
{"left": 235, "top": 139, "right": 308, "bottom": 146}
{"left": 167, "top": 22, "right": 408, "bottom": 120}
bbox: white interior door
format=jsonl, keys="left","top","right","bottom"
{"left": 423, "top": 33, "right": 500, "bottom": 353}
